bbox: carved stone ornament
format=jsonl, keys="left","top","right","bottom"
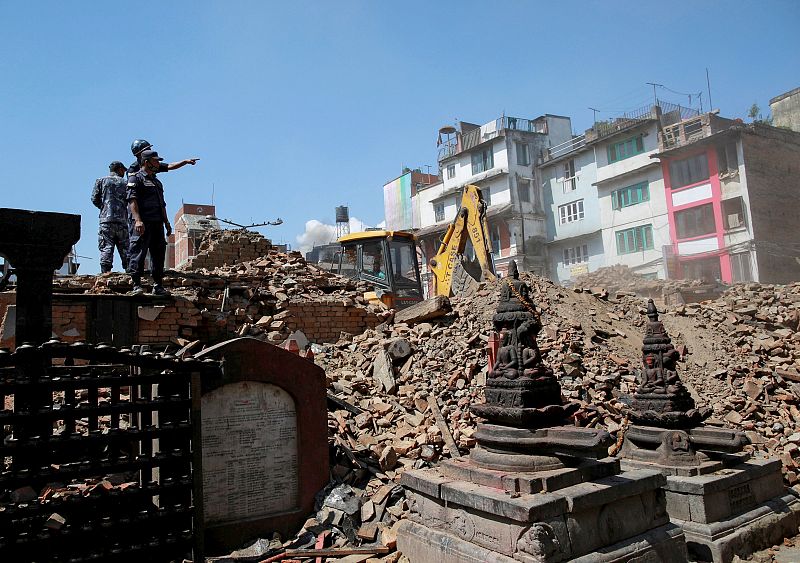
{"left": 449, "top": 509, "right": 476, "bottom": 541}
{"left": 471, "top": 261, "right": 578, "bottom": 428}
{"left": 516, "top": 523, "right": 560, "bottom": 559}
{"left": 626, "top": 299, "right": 711, "bottom": 428}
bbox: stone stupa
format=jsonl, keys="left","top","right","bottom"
{"left": 619, "top": 299, "right": 800, "bottom": 562}
{"left": 397, "top": 263, "right": 687, "bottom": 562}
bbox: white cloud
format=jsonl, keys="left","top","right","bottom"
{"left": 296, "top": 216, "right": 375, "bottom": 253}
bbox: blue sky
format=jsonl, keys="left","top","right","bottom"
{"left": 1, "top": 1, "right": 797, "bottom": 273}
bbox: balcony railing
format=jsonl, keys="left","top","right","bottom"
{"left": 496, "top": 116, "right": 547, "bottom": 134}
{"left": 546, "top": 135, "right": 586, "bottom": 161}
{"left": 438, "top": 142, "right": 457, "bottom": 161}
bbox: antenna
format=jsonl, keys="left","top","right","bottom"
{"left": 588, "top": 107, "right": 599, "bottom": 125}
{"left": 645, "top": 82, "right": 662, "bottom": 107}
{"left": 706, "top": 68, "right": 713, "bottom": 110}
{"left": 211, "top": 183, "right": 215, "bottom": 206}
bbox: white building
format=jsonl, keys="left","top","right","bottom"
{"left": 408, "top": 115, "right": 572, "bottom": 288}
{"left": 538, "top": 103, "right": 702, "bottom": 283}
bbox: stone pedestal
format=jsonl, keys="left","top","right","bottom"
{"left": 622, "top": 432, "right": 800, "bottom": 562}
{"left": 397, "top": 456, "right": 688, "bottom": 562}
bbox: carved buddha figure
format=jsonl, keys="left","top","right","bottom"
{"left": 490, "top": 329, "right": 520, "bottom": 379}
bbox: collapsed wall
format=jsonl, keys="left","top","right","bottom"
{"left": 0, "top": 243, "right": 384, "bottom": 350}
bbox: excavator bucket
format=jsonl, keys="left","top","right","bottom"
{"left": 450, "top": 259, "right": 481, "bottom": 297}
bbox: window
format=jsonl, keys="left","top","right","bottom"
{"left": 562, "top": 244, "right": 589, "bottom": 266}
{"left": 716, "top": 142, "right": 739, "bottom": 175}
{"left": 490, "top": 224, "right": 501, "bottom": 255}
{"left": 722, "top": 197, "right": 746, "bottom": 230}
{"left": 558, "top": 200, "right": 584, "bottom": 224}
{"left": 338, "top": 246, "right": 358, "bottom": 279}
{"left": 446, "top": 164, "right": 456, "bottom": 179}
{"left": 563, "top": 160, "right": 576, "bottom": 192}
{"left": 388, "top": 239, "right": 421, "bottom": 291}
{"left": 615, "top": 224, "right": 654, "bottom": 254}
{"left": 669, "top": 153, "right": 709, "bottom": 189}
{"left": 433, "top": 202, "right": 445, "bottom": 222}
{"left": 607, "top": 135, "right": 645, "bottom": 163}
{"left": 675, "top": 203, "right": 715, "bottom": 239}
{"left": 731, "top": 252, "right": 753, "bottom": 282}
{"left": 612, "top": 181, "right": 650, "bottom": 210}
{"left": 471, "top": 148, "right": 494, "bottom": 175}
{"left": 360, "top": 241, "right": 387, "bottom": 282}
{"left": 483, "top": 188, "right": 491, "bottom": 207}
{"left": 683, "top": 257, "right": 721, "bottom": 282}
{"left": 517, "top": 179, "right": 531, "bottom": 203}
{"left": 516, "top": 142, "right": 530, "bottom": 166}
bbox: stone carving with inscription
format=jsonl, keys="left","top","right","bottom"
{"left": 201, "top": 381, "right": 299, "bottom": 525}
{"left": 449, "top": 510, "right": 476, "bottom": 541}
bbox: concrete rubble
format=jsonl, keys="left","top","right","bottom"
{"left": 7, "top": 232, "right": 800, "bottom": 560}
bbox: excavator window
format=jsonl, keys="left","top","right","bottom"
{"left": 388, "top": 239, "right": 421, "bottom": 289}
{"left": 338, "top": 246, "right": 358, "bottom": 279}
{"left": 360, "top": 241, "right": 387, "bottom": 282}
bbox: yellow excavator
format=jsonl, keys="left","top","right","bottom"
{"left": 428, "top": 184, "right": 496, "bottom": 296}
{"left": 335, "top": 185, "right": 495, "bottom": 309}
{"left": 336, "top": 230, "right": 425, "bottom": 310}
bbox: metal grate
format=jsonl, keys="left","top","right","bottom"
{"left": 0, "top": 339, "right": 219, "bottom": 562}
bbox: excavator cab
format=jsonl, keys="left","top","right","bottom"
{"left": 337, "top": 231, "right": 424, "bottom": 310}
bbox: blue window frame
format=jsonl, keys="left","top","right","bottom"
{"left": 471, "top": 148, "right": 494, "bottom": 175}
{"left": 607, "top": 135, "right": 645, "bottom": 163}
{"left": 615, "top": 224, "right": 654, "bottom": 254}
{"left": 612, "top": 182, "right": 650, "bottom": 210}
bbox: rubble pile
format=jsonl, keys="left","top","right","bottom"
{"left": 572, "top": 264, "right": 724, "bottom": 304}
{"left": 298, "top": 275, "right": 800, "bottom": 556}
{"left": 572, "top": 265, "right": 663, "bottom": 295}
{"left": 663, "top": 282, "right": 800, "bottom": 485}
{"left": 49, "top": 249, "right": 386, "bottom": 346}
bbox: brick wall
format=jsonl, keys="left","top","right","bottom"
{"left": 182, "top": 230, "right": 272, "bottom": 270}
{"left": 136, "top": 297, "right": 202, "bottom": 345}
{"left": 743, "top": 126, "right": 800, "bottom": 283}
{"left": 52, "top": 303, "right": 87, "bottom": 344}
{"left": 0, "top": 292, "right": 15, "bottom": 348}
{"left": 286, "top": 299, "right": 382, "bottom": 343}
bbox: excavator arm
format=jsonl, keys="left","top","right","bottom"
{"left": 429, "top": 184, "right": 496, "bottom": 297}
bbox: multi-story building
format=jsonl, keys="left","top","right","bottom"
{"left": 540, "top": 103, "right": 698, "bottom": 283}
{"left": 770, "top": 86, "right": 800, "bottom": 133}
{"left": 167, "top": 203, "right": 220, "bottom": 269}
{"left": 408, "top": 115, "right": 572, "bottom": 283}
{"left": 540, "top": 134, "right": 601, "bottom": 283}
{"left": 382, "top": 169, "right": 439, "bottom": 231}
{"left": 653, "top": 113, "right": 800, "bottom": 283}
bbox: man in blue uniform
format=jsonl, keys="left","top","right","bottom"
{"left": 91, "top": 161, "right": 130, "bottom": 273}
{"left": 126, "top": 149, "right": 196, "bottom": 296}
{"left": 127, "top": 139, "right": 198, "bottom": 176}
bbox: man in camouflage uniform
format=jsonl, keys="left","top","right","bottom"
{"left": 91, "top": 161, "right": 130, "bottom": 273}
